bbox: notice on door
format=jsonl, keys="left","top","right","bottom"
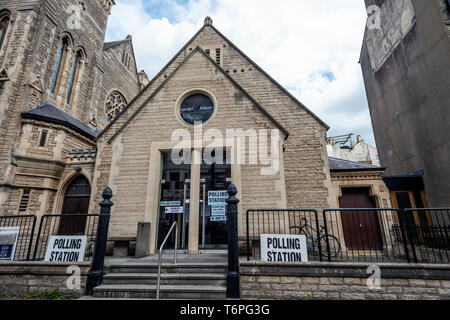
{"left": 260, "top": 234, "right": 308, "bottom": 262}
{"left": 165, "top": 206, "right": 184, "bottom": 214}
{"left": 0, "top": 227, "right": 20, "bottom": 261}
{"left": 44, "top": 236, "right": 87, "bottom": 262}
{"left": 160, "top": 201, "right": 181, "bottom": 207}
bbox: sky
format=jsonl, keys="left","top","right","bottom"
{"left": 105, "top": 0, "right": 376, "bottom": 146}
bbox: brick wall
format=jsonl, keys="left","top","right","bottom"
{"left": 240, "top": 261, "right": 450, "bottom": 300}
{"left": 0, "top": 261, "right": 90, "bottom": 298}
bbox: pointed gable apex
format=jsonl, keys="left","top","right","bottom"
{"left": 101, "top": 46, "right": 289, "bottom": 143}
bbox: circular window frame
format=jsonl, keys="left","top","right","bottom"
{"left": 105, "top": 90, "right": 127, "bottom": 123}
{"left": 175, "top": 89, "right": 218, "bottom": 127}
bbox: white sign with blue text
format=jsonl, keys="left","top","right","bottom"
{"left": 260, "top": 234, "right": 308, "bottom": 262}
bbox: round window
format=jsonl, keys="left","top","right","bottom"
{"left": 180, "top": 94, "right": 214, "bottom": 125}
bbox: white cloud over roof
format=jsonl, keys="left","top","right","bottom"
{"left": 105, "top": 0, "right": 376, "bottom": 146}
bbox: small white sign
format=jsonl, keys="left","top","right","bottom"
{"left": 165, "top": 206, "right": 184, "bottom": 214}
{"left": 160, "top": 201, "right": 181, "bottom": 207}
{"left": 0, "top": 227, "right": 20, "bottom": 261}
{"left": 210, "top": 216, "right": 227, "bottom": 222}
{"left": 44, "top": 236, "right": 87, "bottom": 262}
{"left": 260, "top": 234, "right": 308, "bottom": 262}
{"left": 208, "top": 190, "right": 228, "bottom": 206}
{"left": 211, "top": 205, "right": 226, "bottom": 216}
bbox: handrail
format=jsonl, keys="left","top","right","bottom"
{"left": 156, "top": 221, "right": 178, "bottom": 300}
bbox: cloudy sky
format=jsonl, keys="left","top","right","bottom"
{"left": 105, "top": 0, "right": 375, "bottom": 146}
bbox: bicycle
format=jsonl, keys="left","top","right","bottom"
{"left": 290, "top": 218, "right": 341, "bottom": 259}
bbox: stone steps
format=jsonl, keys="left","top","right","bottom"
{"left": 93, "top": 260, "right": 228, "bottom": 299}
{"left": 102, "top": 272, "right": 226, "bottom": 286}
{"left": 93, "top": 284, "right": 226, "bottom": 299}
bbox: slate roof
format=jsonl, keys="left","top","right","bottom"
{"left": 328, "top": 157, "right": 385, "bottom": 172}
{"left": 103, "top": 40, "right": 127, "bottom": 50}
{"left": 21, "top": 103, "right": 100, "bottom": 140}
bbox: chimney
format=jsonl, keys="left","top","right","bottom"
{"left": 138, "top": 70, "right": 149, "bottom": 89}
{"left": 357, "top": 135, "right": 362, "bottom": 143}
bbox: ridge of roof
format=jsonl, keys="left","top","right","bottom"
{"left": 21, "top": 103, "right": 100, "bottom": 140}
{"left": 103, "top": 46, "right": 289, "bottom": 144}
{"left": 103, "top": 39, "right": 128, "bottom": 50}
{"left": 207, "top": 24, "right": 329, "bottom": 130}
{"left": 106, "top": 22, "right": 329, "bottom": 136}
{"left": 328, "top": 156, "right": 385, "bottom": 172}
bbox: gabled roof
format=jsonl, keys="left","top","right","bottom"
{"left": 102, "top": 46, "right": 290, "bottom": 143}
{"left": 328, "top": 157, "right": 384, "bottom": 172}
{"left": 103, "top": 40, "right": 128, "bottom": 50}
{"left": 101, "top": 22, "right": 329, "bottom": 138}
{"left": 21, "top": 103, "right": 100, "bottom": 140}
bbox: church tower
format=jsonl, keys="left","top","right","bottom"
{"left": 0, "top": 0, "right": 141, "bottom": 217}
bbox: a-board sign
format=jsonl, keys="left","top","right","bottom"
{"left": 44, "top": 236, "right": 87, "bottom": 262}
{"left": 260, "top": 234, "right": 308, "bottom": 262}
{"left": 0, "top": 227, "right": 20, "bottom": 261}
{"left": 165, "top": 206, "right": 184, "bottom": 214}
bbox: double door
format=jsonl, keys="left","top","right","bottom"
{"left": 157, "top": 151, "right": 231, "bottom": 250}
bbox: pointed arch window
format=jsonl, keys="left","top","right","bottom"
{"left": 50, "top": 36, "right": 70, "bottom": 95}
{"left": 0, "top": 14, "right": 10, "bottom": 52}
{"left": 105, "top": 91, "right": 127, "bottom": 123}
{"left": 67, "top": 49, "right": 85, "bottom": 105}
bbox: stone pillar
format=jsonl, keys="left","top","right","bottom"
{"left": 188, "top": 148, "right": 201, "bottom": 254}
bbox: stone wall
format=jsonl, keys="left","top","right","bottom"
{"left": 240, "top": 261, "right": 450, "bottom": 300}
{"left": 0, "top": 261, "right": 90, "bottom": 299}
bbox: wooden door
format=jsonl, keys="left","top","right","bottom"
{"left": 59, "top": 175, "right": 91, "bottom": 235}
{"left": 339, "top": 188, "right": 383, "bottom": 250}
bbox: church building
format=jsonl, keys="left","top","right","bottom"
{"left": 0, "top": 0, "right": 393, "bottom": 256}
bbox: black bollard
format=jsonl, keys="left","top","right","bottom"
{"left": 226, "top": 184, "right": 240, "bottom": 299}
{"left": 85, "top": 187, "right": 113, "bottom": 296}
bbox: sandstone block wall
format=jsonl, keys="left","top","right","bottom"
{"left": 240, "top": 261, "right": 450, "bottom": 300}
{"left": 0, "top": 261, "right": 90, "bottom": 299}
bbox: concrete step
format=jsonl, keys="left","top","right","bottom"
{"left": 102, "top": 273, "right": 227, "bottom": 286}
{"left": 108, "top": 263, "right": 227, "bottom": 274}
{"left": 93, "top": 284, "right": 226, "bottom": 299}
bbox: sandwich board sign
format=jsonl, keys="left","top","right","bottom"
{"left": 260, "top": 234, "right": 308, "bottom": 262}
{"left": 0, "top": 227, "right": 20, "bottom": 261}
{"left": 44, "top": 236, "right": 87, "bottom": 262}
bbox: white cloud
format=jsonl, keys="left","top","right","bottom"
{"left": 106, "top": 0, "right": 375, "bottom": 146}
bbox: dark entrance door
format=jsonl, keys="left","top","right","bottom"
{"left": 339, "top": 188, "right": 383, "bottom": 250}
{"left": 60, "top": 175, "right": 91, "bottom": 235}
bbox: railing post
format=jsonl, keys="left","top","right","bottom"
{"left": 85, "top": 188, "right": 113, "bottom": 296}
{"left": 226, "top": 184, "right": 240, "bottom": 299}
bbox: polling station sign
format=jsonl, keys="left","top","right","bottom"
{"left": 0, "top": 227, "right": 20, "bottom": 261}
{"left": 44, "top": 236, "right": 87, "bottom": 262}
{"left": 260, "top": 234, "right": 308, "bottom": 262}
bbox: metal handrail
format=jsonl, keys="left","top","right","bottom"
{"left": 156, "top": 221, "right": 178, "bottom": 300}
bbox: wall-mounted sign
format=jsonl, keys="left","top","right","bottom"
{"left": 0, "top": 227, "right": 20, "bottom": 261}
{"left": 211, "top": 205, "right": 226, "bottom": 217}
{"left": 211, "top": 216, "right": 227, "bottom": 222}
{"left": 160, "top": 201, "right": 181, "bottom": 207}
{"left": 260, "top": 234, "right": 308, "bottom": 262}
{"left": 165, "top": 206, "right": 184, "bottom": 214}
{"left": 208, "top": 190, "right": 228, "bottom": 206}
{"left": 44, "top": 236, "right": 87, "bottom": 262}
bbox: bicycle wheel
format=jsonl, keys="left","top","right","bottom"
{"left": 320, "top": 234, "right": 341, "bottom": 259}
{"left": 289, "top": 226, "right": 302, "bottom": 235}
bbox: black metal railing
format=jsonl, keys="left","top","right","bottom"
{"left": 246, "top": 209, "right": 323, "bottom": 261}
{"left": 0, "top": 215, "right": 37, "bottom": 261}
{"left": 246, "top": 208, "right": 450, "bottom": 264}
{"left": 32, "top": 214, "right": 100, "bottom": 261}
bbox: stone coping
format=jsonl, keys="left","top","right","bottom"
{"left": 0, "top": 261, "right": 91, "bottom": 275}
{"left": 240, "top": 261, "right": 450, "bottom": 280}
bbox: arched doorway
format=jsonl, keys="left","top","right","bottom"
{"left": 339, "top": 187, "right": 383, "bottom": 250}
{"left": 59, "top": 175, "right": 91, "bottom": 235}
